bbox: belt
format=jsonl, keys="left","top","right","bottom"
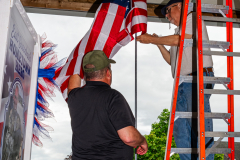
{"left": 189, "top": 68, "right": 213, "bottom": 75}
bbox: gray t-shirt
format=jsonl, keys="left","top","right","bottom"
{"left": 170, "top": 13, "right": 213, "bottom": 78}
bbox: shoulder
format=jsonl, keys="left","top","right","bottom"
{"left": 187, "top": 12, "right": 195, "bottom": 20}
{"left": 67, "top": 87, "right": 81, "bottom": 101}
{"left": 108, "top": 88, "right": 125, "bottom": 99}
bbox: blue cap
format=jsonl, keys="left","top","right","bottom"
{"left": 161, "top": 0, "right": 183, "bottom": 16}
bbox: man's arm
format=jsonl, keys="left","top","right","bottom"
{"left": 117, "top": 126, "right": 148, "bottom": 155}
{"left": 68, "top": 74, "right": 81, "bottom": 95}
{"left": 151, "top": 33, "right": 171, "bottom": 65}
{"left": 136, "top": 33, "right": 193, "bottom": 65}
{"left": 136, "top": 33, "right": 192, "bottom": 46}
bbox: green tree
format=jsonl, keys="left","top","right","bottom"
{"left": 136, "top": 109, "right": 224, "bottom": 160}
{"left": 137, "top": 109, "right": 180, "bottom": 160}
{"left": 214, "top": 154, "right": 224, "bottom": 160}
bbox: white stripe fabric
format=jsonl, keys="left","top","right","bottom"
{"left": 134, "top": 1, "right": 147, "bottom": 10}
{"left": 127, "top": 15, "right": 148, "bottom": 31}
{"left": 94, "top": 4, "right": 118, "bottom": 51}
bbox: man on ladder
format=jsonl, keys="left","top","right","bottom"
{"left": 137, "top": 0, "right": 214, "bottom": 159}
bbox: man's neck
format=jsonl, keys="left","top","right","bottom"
{"left": 87, "top": 78, "right": 110, "bottom": 86}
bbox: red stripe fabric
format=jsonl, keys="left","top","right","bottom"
{"left": 131, "top": 23, "right": 147, "bottom": 35}
{"left": 125, "top": 9, "right": 147, "bottom": 26}
{"left": 117, "top": 30, "right": 131, "bottom": 42}
{"left": 53, "top": 66, "right": 63, "bottom": 80}
{"left": 125, "top": 8, "right": 147, "bottom": 29}
{"left": 66, "top": 41, "right": 81, "bottom": 75}
{"left": 84, "top": 3, "right": 110, "bottom": 54}
{"left": 60, "top": 77, "right": 69, "bottom": 93}
{"left": 103, "top": 6, "right": 126, "bottom": 57}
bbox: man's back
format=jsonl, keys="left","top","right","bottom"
{"left": 68, "top": 81, "right": 135, "bottom": 160}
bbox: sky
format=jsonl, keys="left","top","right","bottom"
{"left": 26, "top": 13, "right": 240, "bottom": 160}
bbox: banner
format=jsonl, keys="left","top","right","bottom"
{"left": 0, "top": 4, "right": 35, "bottom": 160}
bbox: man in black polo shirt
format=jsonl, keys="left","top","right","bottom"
{"left": 67, "top": 50, "right": 148, "bottom": 160}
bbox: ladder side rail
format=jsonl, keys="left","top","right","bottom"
{"left": 164, "top": 0, "right": 189, "bottom": 159}
{"left": 226, "top": 0, "right": 235, "bottom": 159}
{"left": 196, "top": 0, "right": 206, "bottom": 159}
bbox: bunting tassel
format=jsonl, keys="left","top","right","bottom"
{"left": 33, "top": 34, "right": 66, "bottom": 147}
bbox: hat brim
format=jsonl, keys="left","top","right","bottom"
{"left": 161, "top": 0, "right": 183, "bottom": 16}
{"left": 109, "top": 59, "right": 116, "bottom": 64}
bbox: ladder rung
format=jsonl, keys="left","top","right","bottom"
{"left": 203, "top": 51, "right": 240, "bottom": 57}
{"left": 171, "top": 148, "right": 231, "bottom": 154}
{"left": 180, "top": 76, "right": 230, "bottom": 84}
{"left": 202, "top": 16, "right": 240, "bottom": 23}
{"left": 188, "top": 3, "right": 229, "bottom": 14}
{"left": 184, "top": 39, "right": 230, "bottom": 49}
{"left": 205, "top": 132, "right": 240, "bottom": 137}
{"left": 175, "top": 112, "right": 231, "bottom": 119}
{"left": 205, "top": 89, "right": 240, "bottom": 95}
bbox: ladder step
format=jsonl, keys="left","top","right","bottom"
{"left": 188, "top": 3, "right": 229, "bottom": 14}
{"left": 184, "top": 39, "right": 230, "bottom": 49}
{"left": 171, "top": 148, "right": 231, "bottom": 154}
{"left": 175, "top": 112, "right": 231, "bottom": 119}
{"left": 202, "top": 16, "right": 240, "bottom": 23}
{"left": 205, "top": 89, "right": 240, "bottom": 95}
{"left": 180, "top": 76, "right": 230, "bottom": 84}
{"left": 203, "top": 51, "right": 240, "bottom": 57}
{"left": 205, "top": 132, "right": 240, "bottom": 137}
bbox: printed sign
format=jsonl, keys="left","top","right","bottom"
{"left": 0, "top": 4, "right": 35, "bottom": 160}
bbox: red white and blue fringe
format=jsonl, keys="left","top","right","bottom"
{"left": 33, "top": 35, "right": 66, "bottom": 147}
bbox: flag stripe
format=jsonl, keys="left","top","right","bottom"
{"left": 54, "top": 0, "right": 147, "bottom": 101}
{"left": 66, "top": 42, "right": 81, "bottom": 75}
{"left": 103, "top": 5, "right": 126, "bottom": 57}
{"left": 125, "top": 8, "right": 147, "bottom": 29}
{"left": 94, "top": 3, "right": 119, "bottom": 51}
{"left": 85, "top": 3, "right": 110, "bottom": 54}
{"left": 60, "top": 77, "right": 69, "bottom": 93}
{"left": 131, "top": 23, "right": 147, "bottom": 35}
{"left": 134, "top": 1, "right": 147, "bottom": 10}
{"left": 127, "top": 15, "right": 147, "bottom": 34}
{"left": 74, "top": 30, "right": 91, "bottom": 75}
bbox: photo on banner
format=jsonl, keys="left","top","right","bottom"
{"left": 0, "top": 4, "right": 35, "bottom": 160}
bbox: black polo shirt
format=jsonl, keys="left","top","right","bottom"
{"left": 68, "top": 81, "right": 135, "bottom": 160}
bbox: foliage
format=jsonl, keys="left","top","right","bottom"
{"left": 214, "top": 154, "right": 224, "bottom": 160}
{"left": 136, "top": 109, "right": 180, "bottom": 160}
{"left": 135, "top": 108, "right": 224, "bottom": 160}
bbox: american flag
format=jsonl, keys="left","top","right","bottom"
{"left": 54, "top": 0, "right": 147, "bottom": 101}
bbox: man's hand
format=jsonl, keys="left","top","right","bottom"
{"left": 152, "top": 33, "right": 159, "bottom": 37}
{"left": 136, "top": 33, "right": 153, "bottom": 44}
{"left": 136, "top": 139, "right": 148, "bottom": 155}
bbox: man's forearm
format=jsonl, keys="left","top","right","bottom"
{"left": 151, "top": 35, "right": 180, "bottom": 46}
{"left": 125, "top": 132, "right": 146, "bottom": 148}
{"left": 118, "top": 126, "right": 147, "bottom": 147}
{"left": 157, "top": 45, "right": 171, "bottom": 65}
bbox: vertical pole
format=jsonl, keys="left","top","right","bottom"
{"left": 196, "top": 0, "right": 206, "bottom": 159}
{"left": 135, "top": 33, "right": 137, "bottom": 160}
{"left": 226, "top": 0, "right": 234, "bottom": 159}
{"left": 164, "top": 0, "right": 189, "bottom": 159}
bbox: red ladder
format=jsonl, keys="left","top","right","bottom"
{"left": 164, "top": 0, "right": 240, "bottom": 159}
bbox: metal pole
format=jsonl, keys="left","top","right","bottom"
{"left": 135, "top": 33, "right": 137, "bottom": 160}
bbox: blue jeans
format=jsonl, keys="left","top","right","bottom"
{"left": 173, "top": 70, "right": 214, "bottom": 160}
